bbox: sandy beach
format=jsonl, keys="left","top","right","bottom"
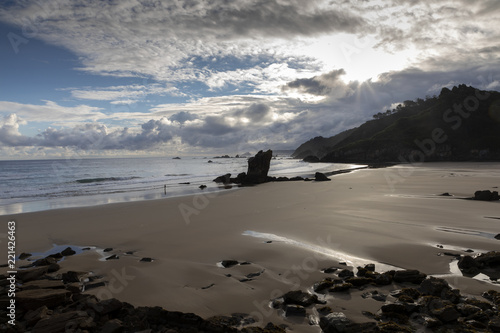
{"left": 3, "top": 162, "right": 500, "bottom": 331}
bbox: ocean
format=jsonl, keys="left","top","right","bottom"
{"left": 0, "top": 155, "right": 360, "bottom": 215}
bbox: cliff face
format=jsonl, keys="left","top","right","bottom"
{"left": 293, "top": 85, "right": 500, "bottom": 163}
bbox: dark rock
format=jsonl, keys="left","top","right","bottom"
{"left": 440, "top": 192, "right": 452, "bottom": 196}
{"left": 431, "top": 305, "right": 460, "bottom": 323}
{"left": 139, "top": 257, "right": 153, "bottom": 262}
{"left": 419, "top": 277, "right": 452, "bottom": 297}
{"left": 314, "top": 172, "right": 331, "bottom": 181}
{"left": 475, "top": 251, "right": 500, "bottom": 268}
{"left": 495, "top": 234, "right": 500, "bottom": 240}
{"left": 322, "top": 267, "right": 338, "bottom": 274}
{"left": 246, "top": 271, "right": 263, "bottom": 279}
{"left": 393, "top": 269, "right": 426, "bottom": 284}
{"left": 213, "top": 173, "right": 232, "bottom": 184}
{"left": 32, "top": 310, "right": 92, "bottom": 332}
{"left": 84, "top": 281, "right": 106, "bottom": 291}
{"left": 23, "top": 305, "right": 51, "bottom": 327}
{"left": 46, "top": 252, "right": 63, "bottom": 260}
{"left": 239, "top": 261, "right": 251, "bottom": 265}
{"left": 103, "top": 248, "right": 113, "bottom": 252}
{"left": 91, "top": 298, "right": 123, "bottom": 315}
{"left": 61, "top": 247, "right": 76, "bottom": 256}
{"left": 458, "top": 255, "right": 480, "bottom": 275}
{"left": 199, "top": 185, "right": 207, "bottom": 189}
{"left": 17, "top": 267, "right": 49, "bottom": 282}
{"left": 303, "top": 155, "right": 320, "bottom": 163}
{"left": 220, "top": 260, "right": 239, "bottom": 268}
{"left": 364, "top": 263, "right": 375, "bottom": 272}
{"left": 319, "top": 312, "right": 350, "bottom": 333}
{"left": 17, "top": 288, "right": 71, "bottom": 310}
{"left": 329, "top": 283, "right": 353, "bottom": 292}
{"left": 245, "top": 150, "right": 273, "bottom": 184}
{"left": 22, "top": 280, "right": 66, "bottom": 290}
{"left": 208, "top": 160, "right": 213, "bottom": 163}
{"left": 381, "top": 303, "right": 408, "bottom": 314}
{"left": 338, "top": 269, "right": 354, "bottom": 279}
{"left": 62, "top": 271, "right": 82, "bottom": 283}
{"left": 361, "top": 290, "right": 387, "bottom": 302}
{"left": 319, "top": 312, "right": 378, "bottom": 333}
{"left": 282, "top": 290, "right": 318, "bottom": 307}
{"left": 489, "top": 317, "right": 500, "bottom": 332}
{"left": 105, "top": 254, "right": 119, "bottom": 260}
{"left": 289, "top": 176, "right": 304, "bottom": 181}
{"left": 284, "top": 305, "right": 306, "bottom": 317}
{"left": 32, "top": 257, "right": 58, "bottom": 267}
{"left": 345, "top": 277, "right": 372, "bottom": 287}
{"left": 374, "top": 272, "right": 392, "bottom": 285}
{"left": 474, "top": 190, "right": 500, "bottom": 201}
{"left": 314, "top": 280, "right": 335, "bottom": 293}
{"left": 99, "top": 319, "right": 124, "bottom": 333}
{"left": 19, "top": 252, "right": 32, "bottom": 260}
{"left": 456, "top": 303, "right": 482, "bottom": 316}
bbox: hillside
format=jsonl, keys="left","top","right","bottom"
{"left": 293, "top": 85, "right": 500, "bottom": 163}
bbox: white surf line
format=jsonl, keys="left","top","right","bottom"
{"left": 242, "top": 230, "right": 400, "bottom": 272}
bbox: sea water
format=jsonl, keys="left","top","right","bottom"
{"left": 0, "top": 155, "right": 360, "bottom": 215}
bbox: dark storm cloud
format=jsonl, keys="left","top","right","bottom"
{"left": 168, "top": 111, "right": 198, "bottom": 124}
{"left": 284, "top": 69, "right": 348, "bottom": 96}
{"left": 233, "top": 103, "right": 271, "bottom": 122}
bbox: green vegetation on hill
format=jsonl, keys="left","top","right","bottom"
{"left": 293, "top": 85, "right": 500, "bottom": 163}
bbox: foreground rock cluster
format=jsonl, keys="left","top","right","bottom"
{"left": 0, "top": 255, "right": 286, "bottom": 332}
{"left": 270, "top": 257, "right": 500, "bottom": 332}
{"left": 1, "top": 248, "right": 287, "bottom": 332}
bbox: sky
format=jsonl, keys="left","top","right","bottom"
{"left": 1, "top": 0, "right": 500, "bottom": 159}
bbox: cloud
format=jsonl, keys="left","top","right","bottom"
{"left": 168, "top": 111, "right": 198, "bottom": 124}
{"left": 67, "top": 84, "right": 185, "bottom": 103}
{"left": 283, "top": 69, "right": 350, "bottom": 97}
{"left": 0, "top": 114, "right": 35, "bottom": 146}
{"left": 0, "top": 0, "right": 367, "bottom": 85}
{"left": 0, "top": 100, "right": 106, "bottom": 122}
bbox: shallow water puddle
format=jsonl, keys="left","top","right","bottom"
{"left": 242, "top": 230, "right": 400, "bottom": 272}
{"left": 435, "top": 226, "right": 497, "bottom": 240}
{"left": 20, "top": 244, "right": 94, "bottom": 262}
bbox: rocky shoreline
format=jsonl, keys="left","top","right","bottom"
{"left": 3, "top": 246, "right": 500, "bottom": 332}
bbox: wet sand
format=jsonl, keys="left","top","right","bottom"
{"left": 2, "top": 162, "right": 500, "bottom": 331}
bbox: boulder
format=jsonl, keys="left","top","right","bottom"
{"left": 19, "top": 252, "right": 32, "bottom": 260}
{"left": 220, "top": 260, "right": 239, "bottom": 268}
{"left": 474, "top": 251, "right": 500, "bottom": 268}
{"left": 284, "top": 305, "right": 307, "bottom": 317}
{"left": 32, "top": 310, "right": 92, "bottom": 333}
{"left": 61, "top": 247, "right": 76, "bottom": 256}
{"left": 338, "top": 269, "right": 354, "bottom": 278}
{"left": 213, "top": 173, "right": 232, "bottom": 184}
{"left": 199, "top": 185, "right": 207, "bottom": 189}
{"left": 474, "top": 190, "right": 500, "bottom": 201}
{"left": 393, "top": 269, "right": 427, "bottom": 284}
{"left": 457, "top": 255, "right": 480, "bottom": 275}
{"left": 282, "top": 290, "right": 319, "bottom": 307}
{"left": 17, "top": 267, "right": 50, "bottom": 282}
{"left": 245, "top": 150, "right": 273, "bottom": 184}
{"left": 17, "top": 288, "right": 71, "bottom": 310}
{"left": 32, "top": 257, "right": 58, "bottom": 267}
{"left": 315, "top": 172, "right": 331, "bottom": 181}
{"left": 419, "top": 277, "right": 452, "bottom": 297}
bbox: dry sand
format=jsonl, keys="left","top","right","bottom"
{"left": 2, "top": 162, "right": 500, "bottom": 331}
